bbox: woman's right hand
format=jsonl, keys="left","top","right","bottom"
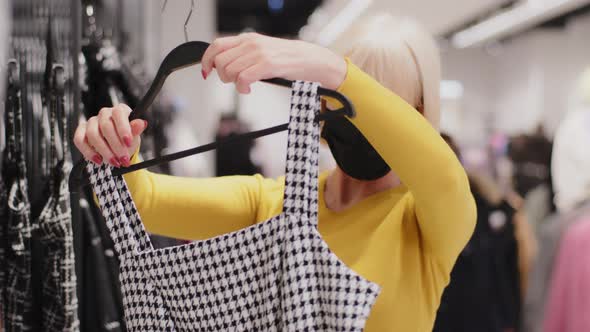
{"left": 73, "top": 103, "right": 148, "bottom": 167}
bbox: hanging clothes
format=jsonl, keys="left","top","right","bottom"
{"left": 3, "top": 64, "right": 35, "bottom": 331}
{"left": 3, "top": 1, "right": 129, "bottom": 330}
{"left": 0, "top": 91, "right": 8, "bottom": 327}
{"left": 543, "top": 218, "right": 590, "bottom": 332}
{"left": 34, "top": 81, "right": 79, "bottom": 331}
{"left": 523, "top": 79, "right": 590, "bottom": 331}
{"left": 433, "top": 180, "right": 520, "bottom": 332}
{"left": 508, "top": 133, "right": 553, "bottom": 200}
{"left": 521, "top": 202, "right": 590, "bottom": 332}
{"left": 0, "top": 175, "right": 7, "bottom": 330}
{"left": 77, "top": 197, "right": 126, "bottom": 332}
{"left": 507, "top": 133, "right": 555, "bottom": 233}
{"left": 551, "top": 103, "right": 590, "bottom": 213}
{"left": 5, "top": 2, "right": 80, "bottom": 329}
{"left": 87, "top": 81, "right": 380, "bottom": 331}
{"left": 215, "top": 114, "right": 262, "bottom": 177}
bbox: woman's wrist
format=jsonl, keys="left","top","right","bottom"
{"left": 294, "top": 40, "right": 347, "bottom": 90}
{"left": 311, "top": 45, "right": 347, "bottom": 90}
{"left": 322, "top": 56, "right": 347, "bottom": 90}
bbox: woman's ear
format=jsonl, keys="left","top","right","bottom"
{"left": 416, "top": 104, "right": 425, "bottom": 115}
{"left": 416, "top": 95, "right": 425, "bottom": 115}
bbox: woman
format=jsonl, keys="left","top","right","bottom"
{"left": 74, "top": 15, "right": 476, "bottom": 331}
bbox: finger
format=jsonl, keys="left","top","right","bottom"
{"left": 130, "top": 119, "right": 148, "bottom": 137}
{"left": 73, "top": 122, "right": 102, "bottom": 165}
{"left": 218, "top": 44, "right": 260, "bottom": 84}
{"left": 201, "top": 36, "right": 243, "bottom": 75}
{"left": 236, "top": 62, "right": 275, "bottom": 94}
{"left": 86, "top": 116, "right": 119, "bottom": 167}
{"left": 214, "top": 43, "right": 256, "bottom": 83}
{"left": 112, "top": 104, "right": 133, "bottom": 148}
{"left": 98, "top": 108, "right": 129, "bottom": 167}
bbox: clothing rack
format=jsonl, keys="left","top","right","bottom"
{"left": 9, "top": 0, "right": 76, "bottom": 216}
{"left": 1, "top": 1, "right": 91, "bottom": 331}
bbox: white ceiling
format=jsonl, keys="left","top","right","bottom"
{"left": 369, "top": 0, "right": 508, "bottom": 34}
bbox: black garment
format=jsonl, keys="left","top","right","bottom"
{"left": 80, "top": 43, "right": 139, "bottom": 119}
{"left": 0, "top": 177, "right": 7, "bottom": 323}
{"left": 433, "top": 189, "right": 520, "bottom": 332}
{"left": 508, "top": 133, "right": 553, "bottom": 201}
{"left": 3, "top": 74, "right": 34, "bottom": 331}
{"left": 215, "top": 115, "right": 261, "bottom": 177}
{"left": 77, "top": 196, "right": 126, "bottom": 332}
{"left": 215, "top": 133, "right": 261, "bottom": 176}
{"left": 34, "top": 89, "right": 79, "bottom": 331}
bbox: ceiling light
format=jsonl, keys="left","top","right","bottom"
{"left": 313, "top": 0, "right": 373, "bottom": 46}
{"left": 452, "top": 0, "right": 590, "bottom": 48}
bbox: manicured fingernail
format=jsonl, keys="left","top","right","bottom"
{"left": 123, "top": 135, "right": 132, "bottom": 148}
{"left": 92, "top": 155, "right": 103, "bottom": 165}
{"left": 110, "top": 157, "right": 121, "bottom": 168}
{"left": 143, "top": 120, "right": 148, "bottom": 129}
{"left": 201, "top": 69, "right": 208, "bottom": 80}
{"left": 119, "top": 156, "right": 130, "bottom": 167}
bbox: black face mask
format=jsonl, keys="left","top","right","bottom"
{"left": 321, "top": 116, "right": 390, "bottom": 181}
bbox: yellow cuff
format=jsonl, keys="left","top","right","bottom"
{"left": 321, "top": 58, "right": 353, "bottom": 110}
{"left": 130, "top": 145, "right": 141, "bottom": 164}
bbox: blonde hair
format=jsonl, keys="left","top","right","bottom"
{"left": 343, "top": 14, "right": 441, "bottom": 130}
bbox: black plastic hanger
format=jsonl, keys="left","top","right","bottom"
{"left": 69, "top": 40, "right": 356, "bottom": 192}
{"left": 130, "top": 41, "right": 355, "bottom": 120}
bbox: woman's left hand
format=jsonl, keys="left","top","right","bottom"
{"left": 201, "top": 33, "right": 347, "bottom": 94}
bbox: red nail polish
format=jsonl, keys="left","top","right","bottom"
{"left": 119, "top": 156, "right": 130, "bottom": 167}
{"left": 201, "top": 69, "right": 208, "bottom": 80}
{"left": 92, "top": 155, "right": 103, "bottom": 165}
{"left": 143, "top": 120, "right": 148, "bottom": 129}
{"left": 123, "top": 135, "right": 132, "bottom": 148}
{"left": 110, "top": 157, "right": 121, "bottom": 168}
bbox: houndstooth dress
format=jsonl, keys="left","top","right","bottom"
{"left": 87, "top": 81, "right": 381, "bottom": 331}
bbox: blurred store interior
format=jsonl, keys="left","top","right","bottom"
{"left": 103, "top": 0, "right": 590, "bottom": 178}
{"left": 2, "top": 0, "right": 590, "bottom": 331}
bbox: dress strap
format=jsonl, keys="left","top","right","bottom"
{"left": 281, "top": 81, "right": 321, "bottom": 227}
{"left": 113, "top": 171, "right": 153, "bottom": 253}
{"left": 86, "top": 163, "right": 153, "bottom": 257}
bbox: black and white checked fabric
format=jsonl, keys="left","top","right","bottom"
{"left": 0, "top": 176, "right": 7, "bottom": 325}
{"left": 88, "top": 81, "right": 380, "bottom": 331}
{"left": 3, "top": 81, "right": 34, "bottom": 331}
{"left": 35, "top": 88, "right": 79, "bottom": 331}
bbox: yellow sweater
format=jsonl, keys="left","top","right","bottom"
{"left": 123, "top": 61, "right": 476, "bottom": 331}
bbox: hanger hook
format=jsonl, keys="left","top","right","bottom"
{"left": 162, "top": 0, "right": 168, "bottom": 12}
{"left": 184, "top": 0, "right": 194, "bottom": 42}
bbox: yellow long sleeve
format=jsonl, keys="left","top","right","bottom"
{"left": 122, "top": 164, "right": 275, "bottom": 240}
{"left": 339, "top": 60, "right": 476, "bottom": 269}
{"left": 120, "top": 60, "right": 476, "bottom": 331}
